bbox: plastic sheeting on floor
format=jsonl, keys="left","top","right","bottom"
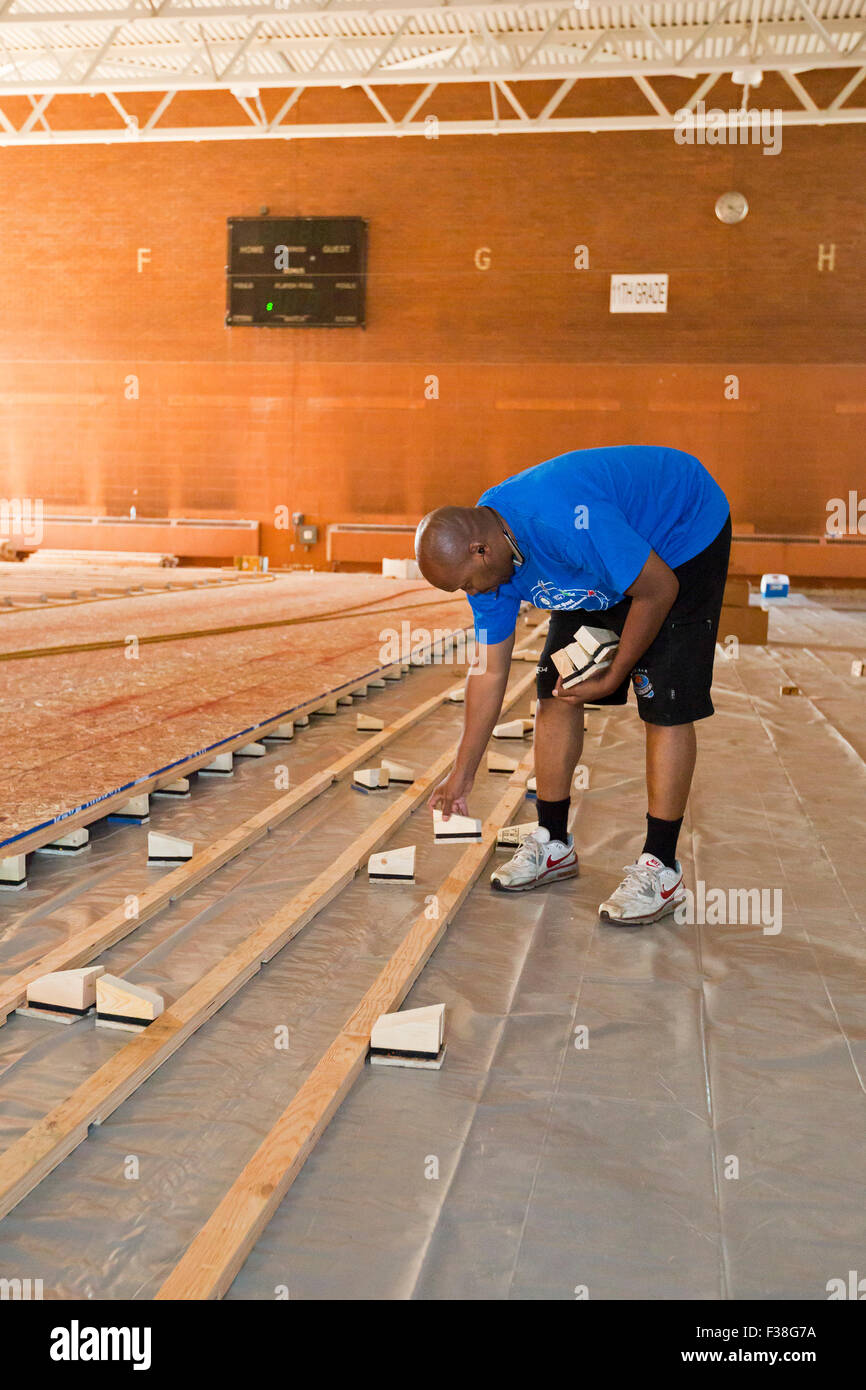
{"left": 0, "top": 596, "right": 863, "bottom": 1299}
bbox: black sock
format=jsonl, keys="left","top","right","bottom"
{"left": 536, "top": 797, "right": 570, "bottom": 844}
{"left": 642, "top": 813, "right": 683, "bottom": 869}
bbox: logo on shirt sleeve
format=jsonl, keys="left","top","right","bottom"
{"left": 530, "top": 580, "right": 611, "bottom": 611}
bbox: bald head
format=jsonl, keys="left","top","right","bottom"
{"left": 415, "top": 505, "right": 512, "bottom": 595}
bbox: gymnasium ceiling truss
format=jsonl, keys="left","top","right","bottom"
{"left": 0, "top": 0, "right": 864, "bottom": 145}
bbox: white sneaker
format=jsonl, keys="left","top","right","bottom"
{"left": 490, "top": 826, "right": 579, "bottom": 892}
{"left": 598, "top": 852, "right": 685, "bottom": 925}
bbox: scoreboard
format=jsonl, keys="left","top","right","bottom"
{"left": 226, "top": 216, "right": 367, "bottom": 328}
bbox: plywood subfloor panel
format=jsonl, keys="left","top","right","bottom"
{"left": 0, "top": 571, "right": 470, "bottom": 842}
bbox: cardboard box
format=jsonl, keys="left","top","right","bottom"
{"left": 718, "top": 604, "right": 768, "bottom": 645}
{"left": 382, "top": 557, "right": 421, "bottom": 579}
{"left": 723, "top": 576, "right": 751, "bottom": 607}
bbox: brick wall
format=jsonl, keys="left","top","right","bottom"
{"left": 1, "top": 86, "right": 863, "bottom": 567}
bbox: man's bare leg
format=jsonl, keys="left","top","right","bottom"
{"left": 490, "top": 694, "right": 582, "bottom": 889}
{"left": 534, "top": 694, "right": 584, "bottom": 800}
{"left": 645, "top": 722, "right": 696, "bottom": 820}
{"left": 597, "top": 721, "right": 695, "bottom": 923}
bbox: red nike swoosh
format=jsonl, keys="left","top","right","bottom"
{"left": 660, "top": 877, "right": 683, "bottom": 900}
{"left": 546, "top": 851, "right": 574, "bottom": 869}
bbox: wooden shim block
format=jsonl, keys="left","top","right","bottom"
{"left": 852, "top": 660, "right": 864, "bottom": 678}
{"left": 433, "top": 809, "right": 482, "bottom": 843}
{"left": 779, "top": 685, "right": 801, "bottom": 697}
{"left": 380, "top": 758, "right": 414, "bottom": 784}
{"left": 367, "top": 845, "right": 415, "bottom": 883}
{"left": 107, "top": 793, "right": 150, "bottom": 822}
{"left": 492, "top": 718, "right": 532, "bottom": 739}
{"left": 0, "top": 679, "right": 485, "bottom": 1029}
{"left": 0, "top": 854, "right": 27, "bottom": 890}
{"left": 370, "top": 1002, "right": 444, "bottom": 1058}
{"left": 152, "top": 778, "right": 191, "bottom": 797}
{"left": 35, "top": 827, "right": 90, "bottom": 855}
{"left": 19, "top": 966, "right": 105, "bottom": 1022}
{"left": 487, "top": 750, "right": 518, "bottom": 774}
{"left": 337, "top": 694, "right": 353, "bottom": 706}
{"left": 552, "top": 625, "right": 618, "bottom": 689}
{"left": 262, "top": 723, "right": 294, "bottom": 742}
{"left": 148, "top": 832, "right": 194, "bottom": 865}
{"left": 357, "top": 713, "right": 385, "bottom": 732}
{"left": 352, "top": 685, "right": 368, "bottom": 698}
{"left": 447, "top": 687, "right": 465, "bottom": 702}
{"left": 200, "top": 753, "right": 233, "bottom": 777}
{"left": 552, "top": 642, "right": 602, "bottom": 687}
{"left": 96, "top": 974, "right": 164, "bottom": 1032}
{"left": 527, "top": 776, "right": 537, "bottom": 794}
{"left": 551, "top": 644, "right": 588, "bottom": 681}
{"left": 496, "top": 821, "right": 538, "bottom": 849}
{"left": 382, "top": 665, "right": 402, "bottom": 681}
{"left": 367, "top": 676, "right": 387, "bottom": 688}
{"left": 0, "top": 673, "right": 536, "bottom": 1220}
{"left": 573, "top": 625, "right": 619, "bottom": 662}
{"left": 353, "top": 768, "right": 390, "bottom": 790}
{"left": 317, "top": 697, "right": 339, "bottom": 715}
{"left": 236, "top": 742, "right": 266, "bottom": 757}
{"left": 155, "top": 749, "right": 532, "bottom": 1300}
{"left": 368, "top": 1045, "right": 445, "bottom": 1070}
{"left": 562, "top": 654, "right": 615, "bottom": 689}
{"left": 294, "top": 713, "right": 310, "bottom": 726}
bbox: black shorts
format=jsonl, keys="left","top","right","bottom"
{"left": 535, "top": 515, "right": 732, "bottom": 726}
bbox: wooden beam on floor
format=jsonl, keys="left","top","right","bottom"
{"left": 0, "top": 668, "right": 536, "bottom": 1222}
{"left": 156, "top": 751, "right": 534, "bottom": 1300}
{"left": 0, "top": 590, "right": 463, "bottom": 663}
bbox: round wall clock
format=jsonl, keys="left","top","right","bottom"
{"left": 715, "top": 191, "right": 749, "bottom": 224}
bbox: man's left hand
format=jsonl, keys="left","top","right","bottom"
{"left": 552, "top": 668, "right": 623, "bottom": 705}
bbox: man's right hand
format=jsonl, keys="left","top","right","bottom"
{"left": 428, "top": 769, "right": 474, "bottom": 819}
{"left": 428, "top": 631, "right": 513, "bottom": 820}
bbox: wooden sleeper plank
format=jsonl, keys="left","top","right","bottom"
{"left": 0, "top": 671, "right": 536, "bottom": 1222}
{"left": 155, "top": 751, "right": 533, "bottom": 1300}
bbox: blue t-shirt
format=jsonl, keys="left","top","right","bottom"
{"left": 468, "top": 445, "right": 729, "bottom": 646}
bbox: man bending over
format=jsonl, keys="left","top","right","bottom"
{"left": 415, "top": 444, "right": 731, "bottom": 927}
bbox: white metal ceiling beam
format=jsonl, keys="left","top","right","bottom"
{"left": 495, "top": 78, "right": 530, "bottom": 120}
{"left": 779, "top": 66, "right": 820, "bottom": 111}
{"left": 1, "top": 104, "right": 863, "bottom": 147}
{"left": 0, "top": 0, "right": 854, "bottom": 25}
{"left": 9, "top": 20, "right": 863, "bottom": 66}
{"left": 0, "top": 3, "right": 862, "bottom": 45}
{"left": 3, "top": 45, "right": 866, "bottom": 96}
{"left": 0, "top": 1, "right": 863, "bottom": 141}
{"left": 828, "top": 63, "right": 866, "bottom": 109}
{"left": 1, "top": 12, "right": 863, "bottom": 44}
